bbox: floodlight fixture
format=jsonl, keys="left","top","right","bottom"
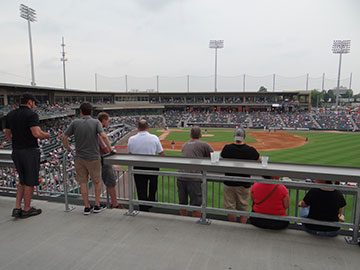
{"left": 332, "top": 40, "right": 350, "bottom": 54}
{"left": 209, "top": 40, "right": 224, "bottom": 49}
{"left": 20, "top": 4, "right": 37, "bottom": 86}
{"left": 20, "top": 4, "right": 37, "bottom": 22}
{"left": 209, "top": 40, "right": 224, "bottom": 92}
{"left": 332, "top": 40, "right": 351, "bottom": 107}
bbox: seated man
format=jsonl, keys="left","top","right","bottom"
{"left": 299, "top": 180, "right": 346, "bottom": 237}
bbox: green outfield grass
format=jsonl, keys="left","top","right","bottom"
{"left": 150, "top": 128, "right": 256, "bottom": 143}
{"left": 144, "top": 129, "right": 359, "bottom": 223}
{"left": 260, "top": 131, "right": 360, "bottom": 167}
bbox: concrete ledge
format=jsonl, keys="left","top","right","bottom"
{"left": 0, "top": 196, "right": 359, "bottom": 270}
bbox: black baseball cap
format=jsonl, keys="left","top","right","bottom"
{"left": 20, "top": 92, "right": 39, "bottom": 104}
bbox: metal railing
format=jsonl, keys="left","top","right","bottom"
{"left": 1, "top": 149, "right": 360, "bottom": 244}
{"left": 104, "top": 154, "right": 360, "bottom": 244}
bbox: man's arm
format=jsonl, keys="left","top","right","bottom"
{"left": 30, "top": 126, "right": 50, "bottom": 139}
{"left": 158, "top": 151, "right": 165, "bottom": 156}
{"left": 100, "top": 132, "right": 112, "bottom": 153}
{"left": 62, "top": 134, "right": 72, "bottom": 152}
{"left": 4, "top": 128, "right": 12, "bottom": 142}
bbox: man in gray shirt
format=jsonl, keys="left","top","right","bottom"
{"left": 62, "top": 102, "right": 112, "bottom": 215}
{"left": 177, "top": 126, "right": 213, "bottom": 217}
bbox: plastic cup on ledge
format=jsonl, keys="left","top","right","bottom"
{"left": 211, "top": 152, "right": 220, "bottom": 163}
{"left": 262, "top": 156, "right": 269, "bottom": 167}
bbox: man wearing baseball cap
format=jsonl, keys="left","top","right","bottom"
{"left": 220, "top": 127, "right": 261, "bottom": 223}
{"left": 5, "top": 92, "right": 50, "bottom": 218}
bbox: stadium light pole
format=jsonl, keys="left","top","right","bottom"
{"left": 209, "top": 40, "right": 224, "bottom": 92}
{"left": 332, "top": 40, "right": 351, "bottom": 107}
{"left": 60, "top": 37, "right": 68, "bottom": 90}
{"left": 20, "top": 4, "right": 37, "bottom": 86}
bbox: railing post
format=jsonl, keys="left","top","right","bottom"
{"left": 345, "top": 185, "right": 360, "bottom": 244}
{"left": 62, "top": 151, "right": 74, "bottom": 212}
{"left": 124, "top": 166, "right": 138, "bottom": 216}
{"left": 197, "top": 171, "right": 211, "bottom": 225}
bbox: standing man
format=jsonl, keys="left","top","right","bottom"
{"left": 62, "top": 102, "right": 112, "bottom": 215}
{"left": 5, "top": 93, "right": 50, "bottom": 218}
{"left": 177, "top": 126, "right": 213, "bottom": 217}
{"left": 220, "top": 127, "right": 261, "bottom": 223}
{"left": 97, "top": 112, "right": 123, "bottom": 209}
{"left": 127, "top": 119, "right": 165, "bottom": 212}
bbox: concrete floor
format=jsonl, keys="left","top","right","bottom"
{"left": 0, "top": 196, "right": 359, "bottom": 270}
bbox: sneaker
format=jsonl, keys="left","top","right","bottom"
{"left": 93, "top": 204, "right": 106, "bottom": 213}
{"left": 110, "top": 204, "right": 125, "bottom": 209}
{"left": 83, "top": 205, "right": 94, "bottom": 215}
{"left": 21, "top": 207, "right": 42, "bottom": 218}
{"left": 12, "top": 208, "right": 22, "bottom": 218}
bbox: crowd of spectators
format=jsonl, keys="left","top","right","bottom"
{"left": 149, "top": 96, "right": 290, "bottom": 104}
{"left": 280, "top": 113, "right": 318, "bottom": 129}
{"left": 251, "top": 112, "right": 283, "bottom": 128}
{"left": 312, "top": 112, "right": 355, "bottom": 130}
{"left": 187, "top": 109, "right": 209, "bottom": 123}
{"left": 208, "top": 111, "right": 229, "bottom": 124}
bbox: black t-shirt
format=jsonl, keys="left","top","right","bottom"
{"left": 5, "top": 106, "right": 40, "bottom": 149}
{"left": 303, "top": 188, "right": 346, "bottom": 232}
{"left": 220, "top": 143, "right": 260, "bottom": 187}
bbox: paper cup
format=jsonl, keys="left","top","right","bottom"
{"left": 262, "top": 156, "right": 269, "bottom": 167}
{"left": 211, "top": 152, "right": 220, "bottom": 163}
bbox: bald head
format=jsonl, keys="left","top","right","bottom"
{"left": 138, "top": 119, "right": 149, "bottom": 131}
{"left": 190, "top": 126, "right": 201, "bottom": 139}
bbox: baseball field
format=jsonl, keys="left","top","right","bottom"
{"left": 148, "top": 128, "right": 359, "bottom": 222}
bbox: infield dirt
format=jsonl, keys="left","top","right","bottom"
{"left": 159, "top": 129, "right": 306, "bottom": 152}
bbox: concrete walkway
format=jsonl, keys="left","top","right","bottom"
{"left": 0, "top": 196, "right": 359, "bottom": 270}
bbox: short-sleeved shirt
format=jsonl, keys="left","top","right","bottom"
{"left": 251, "top": 183, "right": 288, "bottom": 216}
{"left": 220, "top": 143, "right": 260, "bottom": 187}
{"left": 303, "top": 188, "right": 346, "bottom": 232}
{"left": 64, "top": 116, "right": 104, "bottom": 160}
{"left": 127, "top": 131, "right": 163, "bottom": 155}
{"left": 178, "top": 139, "right": 214, "bottom": 182}
{"left": 5, "top": 106, "right": 39, "bottom": 149}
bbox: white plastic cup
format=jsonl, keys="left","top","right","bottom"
{"left": 262, "top": 156, "right": 269, "bottom": 167}
{"left": 211, "top": 152, "right": 220, "bottom": 163}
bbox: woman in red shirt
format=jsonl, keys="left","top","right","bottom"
{"left": 250, "top": 176, "right": 290, "bottom": 230}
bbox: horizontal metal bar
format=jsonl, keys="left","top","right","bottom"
{"left": 105, "top": 153, "right": 360, "bottom": 182}
{"left": 133, "top": 169, "right": 202, "bottom": 179}
{"left": 132, "top": 199, "right": 201, "bottom": 211}
{"left": 206, "top": 207, "right": 354, "bottom": 229}
{"left": 130, "top": 169, "right": 357, "bottom": 193}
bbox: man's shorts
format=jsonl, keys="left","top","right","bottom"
{"left": 177, "top": 180, "right": 202, "bottom": 206}
{"left": 74, "top": 158, "right": 101, "bottom": 184}
{"left": 223, "top": 184, "right": 250, "bottom": 211}
{"left": 102, "top": 163, "right": 116, "bottom": 187}
{"left": 11, "top": 148, "right": 40, "bottom": 186}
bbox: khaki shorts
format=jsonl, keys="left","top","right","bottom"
{"left": 74, "top": 158, "right": 102, "bottom": 184}
{"left": 223, "top": 185, "right": 250, "bottom": 211}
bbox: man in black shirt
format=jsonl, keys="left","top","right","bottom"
{"left": 220, "top": 127, "right": 261, "bottom": 223}
{"left": 5, "top": 93, "right": 50, "bottom": 218}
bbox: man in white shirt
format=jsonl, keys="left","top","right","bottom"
{"left": 128, "top": 120, "right": 165, "bottom": 211}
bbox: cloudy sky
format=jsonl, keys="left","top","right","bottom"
{"left": 1, "top": 0, "right": 359, "bottom": 93}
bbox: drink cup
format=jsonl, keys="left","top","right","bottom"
{"left": 262, "top": 156, "right": 269, "bottom": 167}
{"left": 211, "top": 152, "right": 220, "bottom": 163}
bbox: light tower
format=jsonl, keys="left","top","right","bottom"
{"left": 209, "top": 40, "right": 224, "bottom": 92}
{"left": 20, "top": 4, "right": 37, "bottom": 86}
{"left": 61, "top": 37, "right": 68, "bottom": 90}
{"left": 332, "top": 40, "right": 351, "bottom": 107}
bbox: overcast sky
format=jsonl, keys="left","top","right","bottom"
{"left": 1, "top": 0, "right": 359, "bottom": 93}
